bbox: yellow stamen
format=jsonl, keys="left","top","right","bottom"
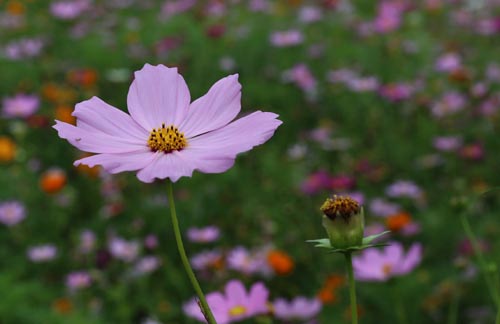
{"left": 147, "top": 123, "right": 187, "bottom": 153}
{"left": 320, "top": 195, "right": 360, "bottom": 220}
{"left": 228, "top": 305, "right": 247, "bottom": 317}
{"left": 382, "top": 263, "right": 393, "bottom": 276}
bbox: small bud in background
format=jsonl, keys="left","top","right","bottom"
{"left": 320, "top": 195, "right": 364, "bottom": 249}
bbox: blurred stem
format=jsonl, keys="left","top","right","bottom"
{"left": 459, "top": 213, "right": 500, "bottom": 308}
{"left": 392, "top": 282, "right": 409, "bottom": 324}
{"left": 345, "top": 252, "right": 358, "bottom": 324}
{"left": 167, "top": 181, "right": 217, "bottom": 324}
{"left": 447, "top": 286, "right": 459, "bottom": 324}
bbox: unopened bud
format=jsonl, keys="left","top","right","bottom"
{"left": 320, "top": 195, "right": 364, "bottom": 249}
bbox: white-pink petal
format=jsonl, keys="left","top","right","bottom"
{"left": 136, "top": 151, "right": 195, "bottom": 183}
{"left": 75, "top": 150, "right": 156, "bottom": 174}
{"left": 188, "top": 111, "right": 282, "bottom": 156}
{"left": 180, "top": 74, "right": 241, "bottom": 138}
{"left": 127, "top": 64, "right": 190, "bottom": 130}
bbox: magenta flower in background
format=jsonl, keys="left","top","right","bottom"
{"left": 3, "top": 38, "right": 44, "bottom": 60}
{"left": 373, "top": 1, "right": 405, "bottom": 33}
{"left": 184, "top": 280, "right": 269, "bottom": 324}
{"left": 66, "top": 271, "right": 92, "bottom": 290}
{"left": 0, "top": 201, "right": 26, "bottom": 226}
{"left": 430, "top": 92, "right": 467, "bottom": 118}
{"left": 379, "top": 82, "right": 414, "bottom": 101}
{"left": 369, "top": 198, "right": 401, "bottom": 217}
{"left": 435, "top": 52, "right": 462, "bottom": 72}
{"left": 2, "top": 94, "right": 40, "bottom": 118}
{"left": 187, "top": 226, "right": 220, "bottom": 243}
{"left": 300, "top": 170, "right": 331, "bottom": 195}
{"left": 353, "top": 242, "right": 422, "bottom": 281}
{"left": 273, "top": 297, "right": 322, "bottom": 321}
{"left": 27, "top": 244, "right": 58, "bottom": 262}
{"left": 54, "top": 64, "right": 281, "bottom": 183}
{"left": 433, "top": 136, "right": 463, "bottom": 152}
{"left": 282, "top": 64, "right": 317, "bottom": 94}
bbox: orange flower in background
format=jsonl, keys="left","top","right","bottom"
{"left": 67, "top": 69, "right": 98, "bottom": 88}
{"left": 52, "top": 298, "right": 73, "bottom": 314}
{"left": 42, "top": 83, "right": 77, "bottom": 104}
{"left": 55, "top": 105, "right": 76, "bottom": 125}
{"left": 76, "top": 153, "right": 100, "bottom": 177}
{"left": 317, "top": 274, "right": 344, "bottom": 304}
{"left": 386, "top": 211, "right": 412, "bottom": 232}
{"left": 40, "top": 168, "right": 67, "bottom": 194}
{"left": 6, "top": 1, "right": 25, "bottom": 15}
{"left": 267, "top": 250, "right": 294, "bottom": 275}
{"left": 0, "top": 137, "right": 16, "bottom": 162}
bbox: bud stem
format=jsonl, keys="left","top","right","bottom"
{"left": 345, "top": 252, "right": 358, "bottom": 324}
{"left": 167, "top": 181, "right": 217, "bottom": 324}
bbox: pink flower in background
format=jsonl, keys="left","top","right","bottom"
{"left": 27, "top": 244, "right": 58, "bottom": 262}
{"left": 431, "top": 92, "right": 466, "bottom": 118}
{"left": 353, "top": 242, "right": 422, "bottom": 281}
{"left": 191, "top": 249, "right": 223, "bottom": 271}
{"left": 227, "top": 246, "right": 272, "bottom": 276}
{"left": 0, "top": 201, "right": 26, "bottom": 226}
{"left": 50, "top": 0, "right": 89, "bottom": 20}
{"left": 66, "top": 271, "right": 92, "bottom": 290}
{"left": 433, "top": 136, "right": 463, "bottom": 152}
{"left": 2, "top": 94, "right": 39, "bottom": 118}
{"left": 282, "top": 64, "right": 317, "bottom": 94}
{"left": 326, "top": 68, "right": 358, "bottom": 84}
{"left": 300, "top": 170, "right": 331, "bottom": 195}
{"left": 385, "top": 180, "right": 422, "bottom": 200}
{"left": 184, "top": 280, "right": 269, "bottom": 324}
{"left": 373, "top": 1, "right": 405, "bottom": 33}
{"left": 54, "top": 64, "right": 281, "bottom": 183}
{"left": 187, "top": 226, "right": 220, "bottom": 243}
{"left": 133, "top": 256, "right": 161, "bottom": 275}
{"left": 369, "top": 198, "right": 401, "bottom": 217}
{"left": 78, "top": 229, "right": 96, "bottom": 254}
{"left": 435, "top": 53, "right": 462, "bottom": 72}
{"left": 298, "top": 6, "right": 323, "bottom": 23}
{"left": 3, "top": 38, "right": 44, "bottom": 60}
{"left": 109, "top": 237, "right": 140, "bottom": 262}
{"left": 347, "top": 76, "right": 380, "bottom": 92}
{"left": 273, "top": 297, "right": 322, "bottom": 321}
{"left": 161, "top": 0, "right": 197, "bottom": 18}
{"left": 270, "top": 30, "right": 304, "bottom": 47}
{"left": 379, "top": 82, "right": 414, "bottom": 101}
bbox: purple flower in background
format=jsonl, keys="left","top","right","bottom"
{"left": 0, "top": 201, "right": 26, "bottom": 226}
{"left": 385, "top": 180, "right": 422, "bottom": 200}
{"left": 144, "top": 234, "right": 159, "bottom": 250}
{"left": 347, "top": 76, "right": 379, "bottom": 92}
{"left": 54, "top": 64, "right": 281, "bottom": 183}
{"left": 369, "top": 198, "right": 400, "bottom": 217}
{"left": 50, "top": 0, "right": 89, "bottom": 20}
{"left": 373, "top": 1, "right": 405, "bottom": 33}
{"left": 187, "top": 226, "right": 220, "bottom": 243}
{"left": 282, "top": 64, "right": 317, "bottom": 94}
{"left": 298, "top": 6, "right": 323, "bottom": 23}
{"left": 379, "top": 83, "right": 414, "bottom": 101}
{"left": 3, "top": 38, "right": 44, "bottom": 60}
{"left": 2, "top": 94, "right": 39, "bottom": 118}
{"left": 184, "top": 280, "right": 269, "bottom": 324}
{"left": 109, "top": 237, "right": 140, "bottom": 262}
{"left": 435, "top": 53, "right": 462, "bottom": 72}
{"left": 133, "top": 256, "right": 161, "bottom": 275}
{"left": 270, "top": 30, "right": 304, "bottom": 47}
{"left": 27, "top": 244, "right": 58, "bottom": 262}
{"left": 300, "top": 170, "right": 331, "bottom": 195}
{"left": 66, "top": 271, "right": 92, "bottom": 290}
{"left": 273, "top": 297, "right": 322, "bottom": 321}
{"left": 326, "top": 68, "right": 358, "bottom": 84}
{"left": 431, "top": 92, "right": 466, "bottom": 118}
{"left": 433, "top": 136, "right": 463, "bottom": 152}
{"left": 227, "top": 246, "right": 272, "bottom": 276}
{"left": 161, "top": 0, "right": 197, "bottom": 19}
{"left": 353, "top": 242, "right": 422, "bottom": 281}
{"left": 78, "top": 229, "right": 96, "bottom": 254}
{"left": 191, "top": 249, "right": 223, "bottom": 271}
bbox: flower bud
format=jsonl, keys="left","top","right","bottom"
{"left": 320, "top": 195, "right": 364, "bottom": 249}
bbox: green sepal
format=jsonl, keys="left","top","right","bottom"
{"left": 307, "top": 231, "right": 390, "bottom": 254}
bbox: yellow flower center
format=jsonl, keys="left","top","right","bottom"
{"left": 382, "top": 263, "right": 393, "bottom": 276}
{"left": 228, "top": 305, "right": 247, "bottom": 317}
{"left": 147, "top": 123, "right": 187, "bottom": 153}
{"left": 320, "top": 195, "right": 360, "bottom": 220}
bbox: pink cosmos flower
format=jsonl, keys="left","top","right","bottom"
{"left": 187, "top": 226, "right": 220, "bottom": 243}
{"left": 0, "top": 201, "right": 26, "bottom": 226}
{"left": 54, "top": 64, "right": 281, "bottom": 183}
{"left": 27, "top": 244, "right": 58, "bottom": 262}
{"left": 2, "top": 94, "right": 40, "bottom": 118}
{"left": 353, "top": 242, "right": 422, "bottom": 281}
{"left": 184, "top": 280, "right": 269, "bottom": 324}
{"left": 273, "top": 297, "right": 322, "bottom": 321}
{"left": 66, "top": 271, "right": 92, "bottom": 290}
{"left": 270, "top": 30, "right": 304, "bottom": 47}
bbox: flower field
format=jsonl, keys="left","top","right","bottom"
{"left": 1, "top": 1, "right": 500, "bottom": 323}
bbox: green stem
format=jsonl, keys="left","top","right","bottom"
{"left": 393, "top": 283, "right": 409, "bottom": 324}
{"left": 459, "top": 213, "right": 499, "bottom": 307}
{"left": 167, "top": 181, "right": 217, "bottom": 324}
{"left": 447, "top": 287, "right": 459, "bottom": 324}
{"left": 496, "top": 308, "right": 500, "bottom": 324}
{"left": 345, "top": 252, "right": 358, "bottom": 324}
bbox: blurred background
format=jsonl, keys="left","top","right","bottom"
{"left": 1, "top": 0, "right": 500, "bottom": 323}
